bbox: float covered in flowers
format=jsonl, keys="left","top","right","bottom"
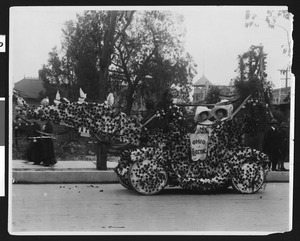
{"left": 115, "top": 102, "right": 270, "bottom": 195}
{"left": 14, "top": 90, "right": 270, "bottom": 195}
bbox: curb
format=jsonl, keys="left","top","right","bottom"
{"left": 12, "top": 170, "right": 289, "bottom": 184}
{"left": 265, "top": 171, "right": 289, "bottom": 183}
{"left": 13, "top": 170, "right": 118, "bottom": 184}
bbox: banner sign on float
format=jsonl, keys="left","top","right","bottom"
{"left": 190, "top": 133, "right": 208, "bottom": 161}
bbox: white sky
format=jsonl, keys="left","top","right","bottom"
{"left": 10, "top": 6, "right": 293, "bottom": 89}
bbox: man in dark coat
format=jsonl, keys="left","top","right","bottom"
{"left": 278, "top": 122, "right": 289, "bottom": 171}
{"left": 263, "top": 119, "right": 281, "bottom": 171}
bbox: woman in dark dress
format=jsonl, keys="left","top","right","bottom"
{"left": 39, "top": 122, "right": 57, "bottom": 166}
{"left": 26, "top": 122, "right": 42, "bottom": 164}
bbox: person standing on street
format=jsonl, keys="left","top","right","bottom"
{"left": 278, "top": 122, "right": 289, "bottom": 171}
{"left": 26, "top": 122, "right": 42, "bottom": 165}
{"left": 39, "top": 122, "right": 57, "bottom": 166}
{"left": 263, "top": 119, "right": 281, "bottom": 171}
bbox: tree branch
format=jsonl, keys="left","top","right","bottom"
{"left": 110, "top": 60, "right": 123, "bottom": 69}
{"left": 115, "top": 44, "right": 132, "bottom": 83}
{"left": 109, "top": 69, "right": 125, "bottom": 75}
{"left": 113, "top": 11, "right": 135, "bottom": 43}
{"left": 133, "top": 48, "right": 156, "bottom": 87}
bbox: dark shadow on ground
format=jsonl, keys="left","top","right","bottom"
{"left": 114, "top": 184, "right": 237, "bottom": 196}
{"left": 159, "top": 186, "right": 237, "bottom": 195}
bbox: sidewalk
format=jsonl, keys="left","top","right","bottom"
{"left": 12, "top": 159, "right": 290, "bottom": 184}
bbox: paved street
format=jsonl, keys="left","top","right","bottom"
{"left": 9, "top": 183, "right": 290, "bottom": 234}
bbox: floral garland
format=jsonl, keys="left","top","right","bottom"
{"left": 238, "top": 96, "right": 271, "bottom": 135}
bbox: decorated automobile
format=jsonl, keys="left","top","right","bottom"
{"left": 115, "top": 102, "right": 270, "bottom": 195}
{"left": 14, "top": 89, "right": 270, "bottom": 195}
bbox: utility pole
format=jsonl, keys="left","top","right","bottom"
{"left": 278, "top": 67, "right": 290, "bottom": 87}
{"left": 260, "top": 46, "right": 264, "bottom": 81}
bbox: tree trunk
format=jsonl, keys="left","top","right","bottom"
{"left": 125, "top": 86, "right": 135, "bottom": 115}
{"left": 96, "top": 141, "right": 107, "bottom": 170}
{"left": 99, "top": 67, "right": 109, "bottom": 102}
{"left": 98, "top": 12, "right": 118, "bottom": 102}
{"left": 96, "top": 13, "right": 119, "bottom": 169}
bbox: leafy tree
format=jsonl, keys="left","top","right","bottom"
{"left": 61, "top": 11, "right": 135, "bottom": 102}
{"left": 110, "top": 11, "right": 196, "bottom": 114}
{"left": 40, "top": 10, "right": 195, "bottom": 115}
{"left": 39, "top": 47, "right": 78, "bottom": 102}
{"left": 233, "top": 45, "right": 273, "bottom": 136}
{"left": 40, "top": 11, "right": 134, "bottom": 103}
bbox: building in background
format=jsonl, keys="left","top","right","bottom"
{"left": 13, "top": 77, "right": 75, "bottom": 152}
{"left": 192, "top": 75, "right": 236, "bottom": 103}
{"left": 14, "top": 77, "right": 45, "bottom": 105}
{"left": 272, "top": 87, "right": 290, "bottom": 105}
{"left": 271, "top": 86, "right": 290, "bottom": 123}
{"left": 192, "top": 75, "right": 212, "bottom": 102}
{"left": 218, "top": 84, "right": 236, "bottom": 101}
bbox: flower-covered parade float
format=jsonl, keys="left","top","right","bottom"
{"left": 14, "top": 89, "right": 270, "bottom": 195}
{"left": 116, "top": 97, "right": 270, "bottom": 195}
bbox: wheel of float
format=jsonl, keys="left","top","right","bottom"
{"left": 129, "top": 159, "right": 168, "bottom": 195}
{"left": 231, "top": 162, "right": 265, "bottom": 194}
{"left": 117, "top": 174, "right": 132, "bottom": 190}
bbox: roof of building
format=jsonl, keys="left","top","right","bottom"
{"left": 14, "top": 78, "right": 45, "bottom": 99}
{"left": 193, "top": 75, "right": 213, "bottom": 87}
{"left": 272, "top": 86, "right": 290, "bottom": 94}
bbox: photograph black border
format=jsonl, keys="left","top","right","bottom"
{"left": 1, "top": 0, "right": 299, "bottom": 240}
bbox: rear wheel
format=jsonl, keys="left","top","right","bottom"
{"left": 129, "top": 159, "right": 168, "bottom": 195}
{"left": 231, "top": 162, "right": 265, "bottom": 194}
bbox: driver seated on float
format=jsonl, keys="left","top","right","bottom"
{"left": 193, "top": 99, "right": 233, "bottom": 135}
{"left": 210, "top": 99, "right": 233, "bottom": 122}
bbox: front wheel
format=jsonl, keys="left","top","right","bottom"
{"left": 129, "top": 159, "right": 168, "bottom": 195}
{"left": 231, "top": 162, "right": 265, "bottom": 194}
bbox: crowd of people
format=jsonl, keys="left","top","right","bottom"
{"left": 263, "top": 119, "right": 289, "bottom": 171}
{"left": 193, "top": 100, "right": 289, "bottom": 171}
